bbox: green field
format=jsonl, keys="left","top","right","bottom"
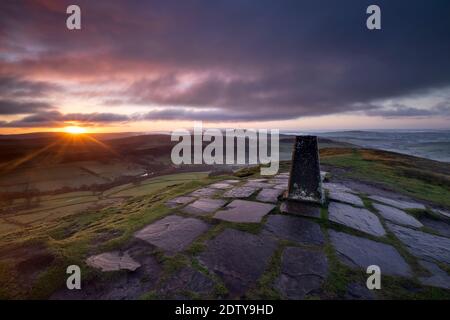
{"left": 103, "top": 172, "right": 209, "bottom": 197}
{"left": 0, "top": 160, "right": 147, "bottom": 193}
{"left": 0, "top": 172, "right": 209, "bottom": 238}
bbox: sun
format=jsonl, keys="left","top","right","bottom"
{"left": 64, "top": 126, "right": 87, "bottom": 134}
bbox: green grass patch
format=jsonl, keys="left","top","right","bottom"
{"left": 321, "top": 148, "right": 450, "bottom": 208}
{"left": 234, "top": 166, "right": 260, "bottom": 178}
{"left": 322, "top": 239, "right": 351, "bottom": 297}
{"left": 247, "top": 244, "right": 284, "bottom": 299}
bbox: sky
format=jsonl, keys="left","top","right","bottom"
{"left": 1, "top": 0, "right": 450, "bottom": 134}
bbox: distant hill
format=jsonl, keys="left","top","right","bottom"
{"left": 315, "top": 130, "right": 450, "bottom": 162}
{"left": 0, "top": 132, "right": 354, "bottom": 168}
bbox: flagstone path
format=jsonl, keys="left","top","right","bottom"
{"left": 134, "top": 215, "right": 210, "bottom": 253}
{"left": 76, "top": 172, "right": 450, "bottom": 300}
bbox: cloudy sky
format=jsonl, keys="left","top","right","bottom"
{"left": 1, "top": 0, "right": 450, "bottom": 133}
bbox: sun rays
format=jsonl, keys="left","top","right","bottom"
{"left": 64, "top": 126, "right": 87, "bottom": 134}
{"left": 0, "top": 131, "right": 119, "bottom": 174}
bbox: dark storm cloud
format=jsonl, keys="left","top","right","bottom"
{"left": 1, "top": 0, "right": 450, "bottom": 122}
{"left": 0, "top": 99, "right": 54, "bottom": 115}
{"left": 0, "top": 111, "right": 131, "bottom": 127}
{"left": 126, "top": 74, "right": 383, "bottom": 119}
{"left": 367, "top": 103, "right": 450, "bottom": 118}
{"left": 139, "top": 108, "right": 277, "bottom": 122}
{"left": 0, "top": 75, "right": 57, "bottom": 98}
{"left": 63, "top": 113, "right": 130, "bottom": 122}
{"left": 0, "top": 75, "right": 58, "bottom": 115}
{"left": 0, "top": 107, "right": 282, "bottom": 127}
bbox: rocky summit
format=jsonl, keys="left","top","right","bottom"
{"left": 73, "top": 168, "right": 450, "bottom": 300}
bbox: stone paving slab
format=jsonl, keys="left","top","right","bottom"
{"left": 182, "top": 198, "right": 227, "bottom": 216}
{"left": 419, "top": 217, "right": 450, "bottom": 238}
{"left": 198, "top": 228, "right": 277, "bottom": 297}
{"left": 223, "top": 186, "right": 258, "bottom": 198}
{"left": 328, "top": 202, "right": 386, "bottom": 237}
{"left": 329, "top": 230, "right": 412, "bottom": 277}
{"left": 221, "top": 179, "right": 240, "bottom": 184}
{"left": 263, "top": 215, "right": 324, "bottom": 245}
{"left": 275, "top": 247, "right": 328, "bottom": 299}
{"left": 418, "top": 260, "right": 450, "bottom": 290}
{"left": 213, "top": 200, "right": 275, "bottom": 223}
{"left": 435, "top": 209, "right": 450, "bottom": 220}
{"left": 55, "top": 249, "right": 161, "bottom": 299}
{"left": 189, "top": 187, "right": 222, "bottom": 197}
{"left": 344, "top": 282, "right": 376, "bottom": 300}
{"left": 373, "top": 203, "right": 423, "bottom": 228}
{"left": 134, "top": 215, "right": 209, "bottom": 253}
{"left": 272, "top": 177, "right": 287, "bottom": 181}
{"left": 209, "top": 182, "right": 234, "bottom": 189}
{"left": 274, "top": 173, "right": 289, "bottom": 178}
{"left": 273, "top": 183, "right": 288, "bottom": 190}
{"left": 280, "top": 201, "right": 322, "bottom": 219}
{"left": 86, "top": 251, "right": 141, "bottom": 272}
{"left": 268, "top": 179, "right": 288, "bottom": 185}
{"left": 328, "top": 190, "right": 364, "bottom": 207}
{"left": 166, "top": 196, "right": 196, "bottom": 208}
{"left": 159, "top": 267, "right": 216, "bottom": 298}
{"left": 322, "top": 182, "right": 354, "bottom": 194}
{"left": 256, "top": 188, "right": 284, "bottom": 203}
{"left": 243, "top": 181, "right": 275, "bottom": 189}
{"left": 387, "top": 222, "right": 450, "bottom": 264}
{"left": 369, "top": 195, "right": 426, "bottom": 210}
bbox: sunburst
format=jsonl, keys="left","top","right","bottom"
{"left": 64, "top": 126, "right": 87, "bottom": 134}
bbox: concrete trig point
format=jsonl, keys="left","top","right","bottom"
{"left": 286, "top": 135, "right": 324, "bottom": 204}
